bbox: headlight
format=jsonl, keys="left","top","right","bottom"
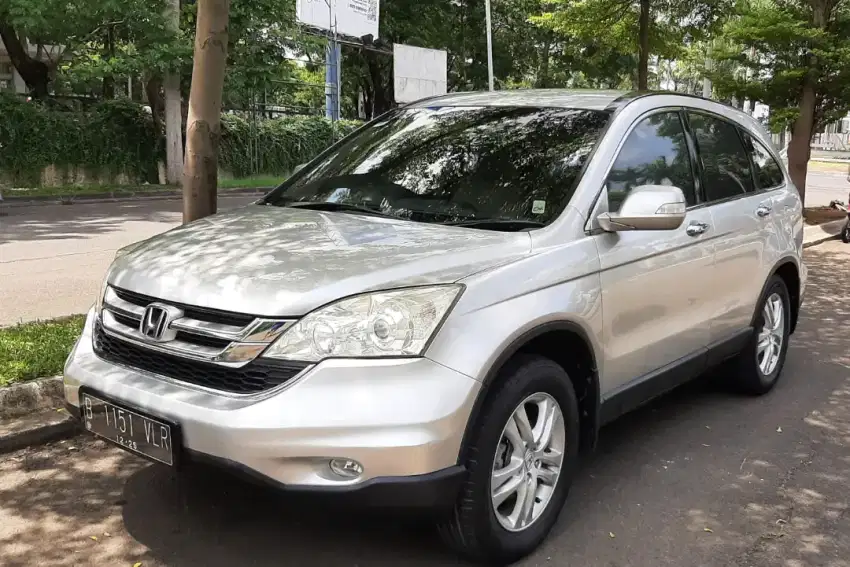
{"left": 94, "top": 274, "right": 109, "bottom": 314}
{"left": 262, "top": 285, "right": 463, "bottom": 362}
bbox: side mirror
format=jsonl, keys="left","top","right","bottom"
{"left": 597, "top": 185, "right": 687, "bottom": 232}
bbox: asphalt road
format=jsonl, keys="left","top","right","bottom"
{"left": 806, "top": 170, "right": 850, "bottom": 207}
{"left": 1, "top": 239, "right": 849, "bottom": 567}
{"left": 0, "top": 195, "right": 258, "bottom": 326}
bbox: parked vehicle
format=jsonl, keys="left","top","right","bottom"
{"left": 830, "top": 198, "right": 850, "bottom": 243}
{"left": 64, "top": 90, "right": 806, "bottom": 565}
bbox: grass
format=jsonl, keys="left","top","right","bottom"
{"left": 2, "top": 175, "right": 283, "bottom": 199}
{"left": 0, "top": 316, "right": 86, "bottom": 387}
{"left": 808, "top": 160, "right": 850, "bottom": 173}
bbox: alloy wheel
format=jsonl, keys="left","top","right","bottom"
{"left": 490, "top": 392, "right": 566, "bottom": 532}
{"left": 757, "top": 292, "right": 784, "bottom": 376}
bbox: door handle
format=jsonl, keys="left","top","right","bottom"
{"left": 686, "top": 221, "right": 709, "bottom": 236}
{"left": 756, "top": 205, "right": 772, "bottom": 217}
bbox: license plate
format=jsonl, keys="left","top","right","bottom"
{"left": 80, "top": 392, "right": 176, "bottom": 466}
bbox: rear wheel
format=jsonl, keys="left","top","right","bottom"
{"left": 437, "top": 355, "right": 580, "bottom": 565}
{"left": 728, "top": 275, "right": 791, "bottom": 395}
{"left": 841, "top": 219, "right": 850, "bottom": 243}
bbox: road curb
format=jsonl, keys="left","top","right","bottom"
{"left": 0, "top": 187, "right": 270, "bottom": 208}
{"left": 0, "top": 413, "right": 80, "bottom": 455}
{"left": 0, "top": 376, "right": 65, "bottom": 420}
{"left": 0, "top": 376, "right": 81, "bottom": 454}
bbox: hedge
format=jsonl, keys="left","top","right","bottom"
{"left": 0, "top": 94, "right": 162, "bottom": 186}
{"left": 0, "top": 93, "right": 362, "bottom": 187}
{"left": 219, "top": 113, "right": 361, "bottom": 178}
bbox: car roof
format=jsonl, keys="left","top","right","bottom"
{"left": 406, "top": 89, "right": 630, "bottom": 111}
{"left": 406, "top": 89, "right": 748, "bottom": 116}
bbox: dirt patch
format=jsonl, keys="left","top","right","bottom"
{"left": 804, "top": 206, "right": 846, "bottom": 226}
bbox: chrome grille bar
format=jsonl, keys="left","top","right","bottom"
{"left": 100, "top": 285, "right": 295, "bottom": 368}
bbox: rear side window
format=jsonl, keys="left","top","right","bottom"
{"left": 605, "top": 111, "right": 697, "bottom": 212}
{"left": 687, "top": 112, "right": 755, "bottom": 202}
{"left": 739, "top": 131, "right": 784, "bottom": 189}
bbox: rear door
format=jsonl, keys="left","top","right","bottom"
{"left": 685, "top": 110, "right": 782, "bottom": 345}
{"left": 595, "top": 110, "right": 716, "bottom": 393}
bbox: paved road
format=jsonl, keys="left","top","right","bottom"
{"left": 1, "top": 239, "right": 848, "bottom": 567}
{"left": 0, "top": 196, "right": 257, "bottom": 326}
{"left": 806, "top": 170, "right": 850, "bottom": 207}
{"left": 1, "top": 172, "right": 848, "bottom": 326}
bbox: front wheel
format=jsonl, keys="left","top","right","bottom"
{"left": 841, "top": 219, "right": 850, "bottom": 243}
{"left": 437, "top": 355, "right": 580, "bottom": 565}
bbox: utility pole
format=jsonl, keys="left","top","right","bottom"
{"left": 164, "top": 0, "right": 184, "bottom": 185}
{"left": 485, "top": 0, "right": 494, "bottom": 91}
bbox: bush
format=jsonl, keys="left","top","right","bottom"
{"left": 0, "top": 93, "right": 362, "bottom": 186}
{"left": 219, "top": 114, "right": 361, "bottom": 178}
{"left": 0, "top": 94, "right": 161, "bottom": 186}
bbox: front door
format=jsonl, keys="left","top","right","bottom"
{"left": 594, "top": 110, "right": 715, "bottom": 395}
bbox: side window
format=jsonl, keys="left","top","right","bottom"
{"left": 606, "top": 112, "right": 697, "bottom": 212}
{"left": 687, "top": 112, "right": 755, "bottom": 202}
{"left": 739, "top": 131, "right": 784, "bottom": 190}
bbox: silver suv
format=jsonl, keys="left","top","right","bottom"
{"left": 64, "top": 90, "right": 806, "bottom": 564}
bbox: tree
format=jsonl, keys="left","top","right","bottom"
{"left": 709, "top": 0, "right": 850, "bottom": 204}
{"left": 531, "top": 0, "right": 729, "bottom": 90}
{"left": 182, "top": 0, "right": 229, "bottom": 222}
{"left": 164, "top": 0, "right": 183, "bottom": 185}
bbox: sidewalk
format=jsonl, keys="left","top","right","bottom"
{"left": 803, "top": 218, "right": 846, "bottom": 248}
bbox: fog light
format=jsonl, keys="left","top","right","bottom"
{"left": 329, "top": 458, "right": 363, "bottom": 479}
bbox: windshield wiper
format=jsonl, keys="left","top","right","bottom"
{"left": 444, "top": 219, "right": 545, "bottom": 230}
{"left": 279, "top": 201, "right": 393, "bottom": 218}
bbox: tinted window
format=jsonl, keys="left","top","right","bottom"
{"left": 605, "top": 112, "right": 696, "bottom": 212}
{"left": 263, "top": 106, "right": 611, "bottom": 228}
{"left": 687, "top": 112, "right": 755, "bottom": 201}
{"left": 740, "top": 131, "right": 784, "bottom": 189}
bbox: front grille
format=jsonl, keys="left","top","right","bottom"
{"left": 111, "top": 286, "right": 255, "bottom": 328}
{"left": 93, "top": 320, "right": 309, "bottom": 394}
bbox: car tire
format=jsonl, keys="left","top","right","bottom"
{"left": 437, "top": 354, "right": 580, "bottom": 565}
{"left": 841, "top": 220, "right": 850, "bottom": 243}
{"left": 728, "top": 275, "right": 791, "bottom": 395}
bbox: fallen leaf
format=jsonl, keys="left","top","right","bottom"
{"left": 133, "top": 563, "right": 143, "bottom": 567}
{"left": 57, "top": 408, "right": 66, "bottom": 413}
{"left": 704, "top": 527, "right": 713, "bottom": 533}
{"left": 89, "top": 536, "right": 98, "bottom": 541}
{"left": 104, "top": 532, "right": 111, "bottom": 537}
{"left": 609, "top": 532, "right": 616, "bottom": 538}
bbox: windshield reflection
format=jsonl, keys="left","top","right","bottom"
{"left": 263, "top": 106, "right": 611, "bottom": 230}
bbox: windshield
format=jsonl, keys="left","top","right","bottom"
{"left": 262, "top": 105, "right": 611, "bottom": 229}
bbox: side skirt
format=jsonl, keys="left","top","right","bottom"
{"left": 598, "top": 328, "right": 752, "bottom": 426}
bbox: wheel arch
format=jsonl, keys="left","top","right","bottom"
{"left": 758, "top": 257, "right": 801, "bottom": 335}
{"left": 457, "top": 321, "right": 601, "bottom": 463}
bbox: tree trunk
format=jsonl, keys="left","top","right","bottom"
{"left": 535, "top": 35, "right": 552, "bottom": 88}
{"left": 164, "top": 0, "right": 184, "bottom": 186}
{"left": 102, "top": 27, "right": 115, "bottom": 99}
{"left": 637, "top": 0, "right": 650, "bottom": 90}
{"left": 787, "top": 1, "right": 830, "bottom": 207}
{"left": 182, "top": 0, "right": 230, "bottom": 223}
{"left": 0, "top": 20, "right": 49, "bottom": 97}
{"left": 145, "top": 75, "right": 165, "bottom": 133}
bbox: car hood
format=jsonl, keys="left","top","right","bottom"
{"left": 108, "top": 204, "right": 531, "bottom": 316}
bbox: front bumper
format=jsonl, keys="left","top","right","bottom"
{"left": 64, "top": 309, "right": 479, "bottom": 507}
